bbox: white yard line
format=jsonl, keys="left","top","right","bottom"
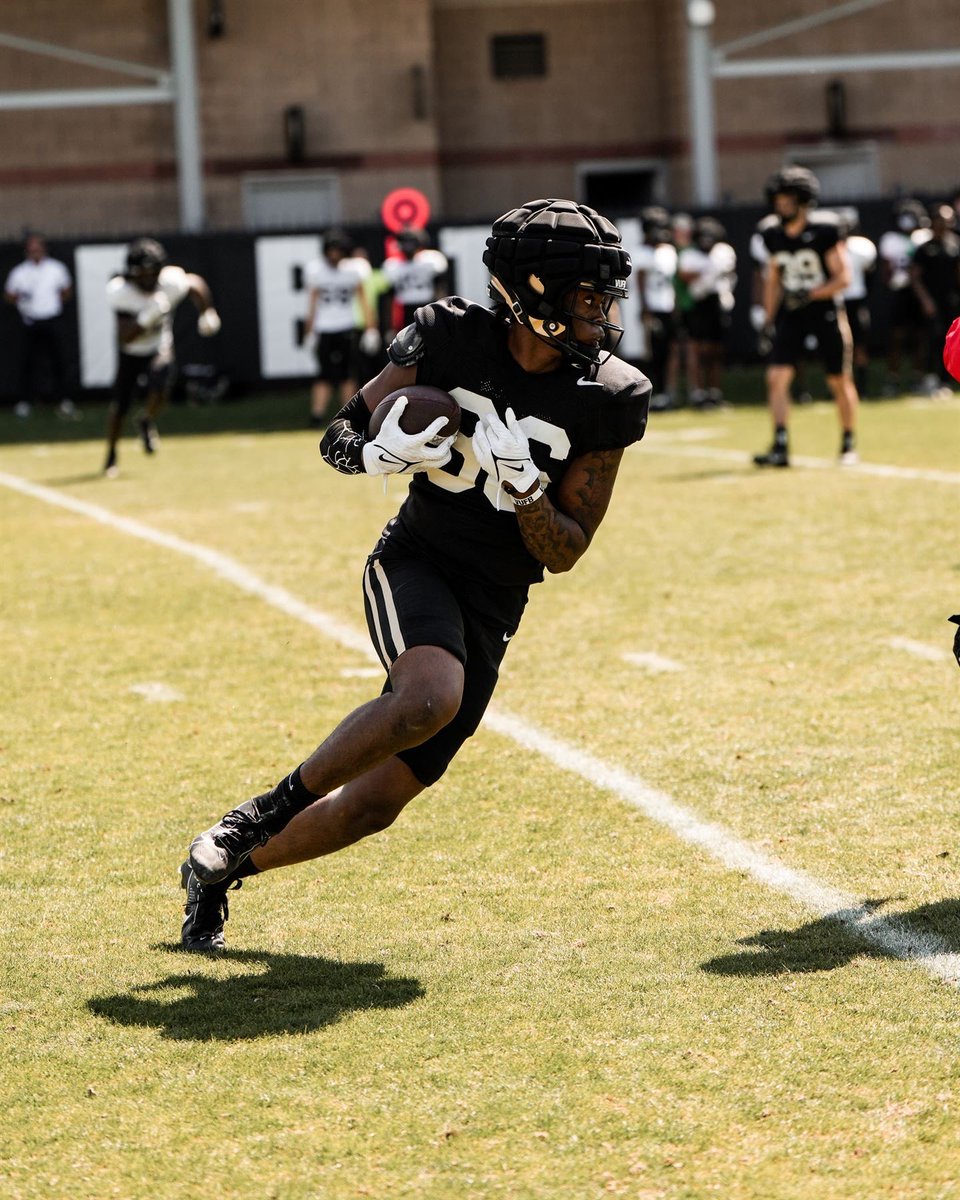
{"left": 641, "top": 441, "right": 960, "bottom": 485}
{"left": 887, "top": 637, "right": 952, "bottom": 663}
{"left": 4, "top": 467, "right": 959, "bottom": 988}
{"left": 130, "top": 681, "right": 185, "bottom": 702}
{"left": 622, "top": 651, "right": 684, "bottom": 673}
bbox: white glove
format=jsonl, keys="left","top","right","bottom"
{"left": 359, "top": 327, "right": 381, "bottom": 355}
{"left": 136, "top": 291, "right": 171, "bottom": 330}
{"left": 472, "top": 408, "right": 540, "bottom": 496}
{"left": 361, "top": 396, "right": 455, "bottom": 475}
{"left": 197, "top": 307, "right": 221, "bottom": 337}
{"left": 750, "top": 304, "right": 768, "bottom": 332}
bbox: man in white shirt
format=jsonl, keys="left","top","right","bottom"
{"left": 3, "top": 233, "right": 75, "bottom": 418}
{"left": 102, "top": 237, "right": 220, "bottom": 477}
{"left": 303, "top": 230, "right": 378, "bottom": 428}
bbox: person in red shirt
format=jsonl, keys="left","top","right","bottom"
{"left": 943, "top": 314, "right": 960, "bottom": 382}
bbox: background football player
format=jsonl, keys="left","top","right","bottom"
{"left": 103, "top": 238, "right": 220, "bottom": 477}
{"left": 754, "top": 166, "right": 860, "bottom": 468}
{"left": 878, "top": 198, "right": 932, "bottom": 396}
{"left": 381, "top": 227, "right": 449, "bottom": 337}
{"left": 836, "top": 207, "right": 877, "bottom": 399}
{"left": 909, "top": 203, "right": 960, "bottom": 396}
{"left": 180, "top": 199, "right": 650, "bottom": 952}
{"left": 633, "top": 206, "right": 677, "bottom": 411}
{"left": 302, "top": 229, "right": 379, "bottom": 428}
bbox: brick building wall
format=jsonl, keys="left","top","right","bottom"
{"left": 0, "top": 0, "right": 957, "bottom": 239}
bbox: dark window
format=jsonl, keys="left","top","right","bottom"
{"left": 491, "top": 34, "right": 547, "bottom": 79}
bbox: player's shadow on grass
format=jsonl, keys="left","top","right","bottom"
{"left": 87, "top": 948, "right": 424, "bottom": 1040}
{"left": 701, "top": 897, "right": 960, "bottom": 978}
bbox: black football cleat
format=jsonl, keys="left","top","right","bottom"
{"left": 189, "top": 790, "right": 293, "bottom": 884}
{"left": 139, "top": 417, "right": 158, "bottom": 454}
{"left": 180, "top": 860, "right": 241, "bottom": 952}
{"left": 753, "top": 445, "right": 790, "bottom": 468}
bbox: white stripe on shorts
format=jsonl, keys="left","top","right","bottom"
{"left": 363, "top": 558, "right": 407, "bottom": 666}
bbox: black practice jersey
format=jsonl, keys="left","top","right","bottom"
{"left": 762, "top": 212, "right": 842, "bottom": 307}
{"left": 390, "top": 297, "right": 650, "bottom": 588}
{"left": 912, "top": 234, "right": 960, "bottom": 305}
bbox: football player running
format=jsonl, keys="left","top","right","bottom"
{"left": 754, "top": 166, "right": 860, "bottom": 468}
{"left": 102, "top": 238, "right": 220, "bottom": 477}
{"left": 180, "top": 199, "right": 650, "bottom": 952}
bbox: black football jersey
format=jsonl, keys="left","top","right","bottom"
{"left": 390, "top": 297, "right": 650, "bottom": 588}
{"left": 762, "top": 212, "right": 842, "bottom": 305}
{"left": 912, "top": 234, "right": 960, "bottom": 304}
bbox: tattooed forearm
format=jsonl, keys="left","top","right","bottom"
{"left": 514, "top": 448, "right": 624, "bottom": 573}
{"left": 514, "top": 498, "right": 586, "bottom": 573}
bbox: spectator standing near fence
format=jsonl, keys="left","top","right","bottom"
{"left": 3, "top": 233, "right": 76, "bottom": 419}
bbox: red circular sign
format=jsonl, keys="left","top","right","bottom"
{"left": 380, "top": 187, "right": 431, "bottom": 233}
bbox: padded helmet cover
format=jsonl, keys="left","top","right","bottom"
{"left": 483, "top": 198, "right": 630, "bottom": 327}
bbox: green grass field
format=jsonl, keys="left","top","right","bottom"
{"left": 2, "top": 385, "right": 959, "bottom": 1199}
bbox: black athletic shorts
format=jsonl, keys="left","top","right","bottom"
{"left": 362, "top": 520, "right": 528, "bottom": 786}
{"left": 113, "top": 352, "right": 175, "bottom": 414}
{"left": 686, "top": 295, "right": 728, "bottom": 343}
{"left": 771, "top": 302, "right": 851, "bottom": 377}
{"left": 846, "top": 299, "right": 871, "bottom": 348}
{"left": 891, "top": 288, "right": 924, "bottom": 329}
{"left": 316, "top": 330, "right": 358, "bottom": 385}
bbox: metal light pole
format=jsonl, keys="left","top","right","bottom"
{"left": 685, "top": 0, "right": 718, "bottom": 207}
{"left": 168, "top": 0, "right": 205, "bottom": 230}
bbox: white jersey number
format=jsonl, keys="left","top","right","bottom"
{"left": 774, "top": 248, "right": 827, "bottom": 292}
{"left": 424, "top": 386, "right": 571, "bottom": 512}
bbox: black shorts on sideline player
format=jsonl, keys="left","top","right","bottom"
{"left": 770, "top": 301, "right": 851, "bottom": 377}
{"left": 316, "top": 330, "right": 358, "bottom": 385}
{"left": 361, "top": 520, "right": 528, "bottom": 787}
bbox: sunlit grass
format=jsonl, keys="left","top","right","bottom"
{"left": 1, "top": 385, "right": 959, "bottom": 1199}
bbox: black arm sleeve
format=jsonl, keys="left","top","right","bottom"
{"left": 318, "top": 390, "right": 371, "bottom": 475}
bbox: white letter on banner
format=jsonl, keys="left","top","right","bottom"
{"left": 254, "top": 236, "right": 321, "bottom": 378}
{"left": 75, "top": 244, "right": 127, "bottom": 388}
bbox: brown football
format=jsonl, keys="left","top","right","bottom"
{"left": 367, "top": 385, "right": 461, "bottom": 445}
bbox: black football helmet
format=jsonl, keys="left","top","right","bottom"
{"left": 126, "top": 237, "right": 167, "bottom": 279}
{"left": 640, "top": 205, "right": 672, "bottom": 245}
{"left": 769, "top": 165, "right": 820, "bottom": 207}
{"left": 322, "top": 228, "right": 352, "bottom": 257}
{"left": 834, "top": 206, "right": 860, "bottom": 239}
{"left": 483, "top": 198, "right": 631, "bottom": 375}
{"left": 893, "top": 197, "right": 930, "bottom": 232}
{"left": 396, "top": 227, "right": 428, "bottom": 259}
{"left": 694, "top": 216, "right": 726, "bottom": 251}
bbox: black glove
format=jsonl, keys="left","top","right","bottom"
{"left": 949, "top": 615, "right": 960, "bottom": 667}
{"left": 783, "top": 289, "right": 811, "bottom": 312}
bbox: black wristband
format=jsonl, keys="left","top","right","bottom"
{"left": 319, "top": 390, "right": 371, "bottom": 475}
